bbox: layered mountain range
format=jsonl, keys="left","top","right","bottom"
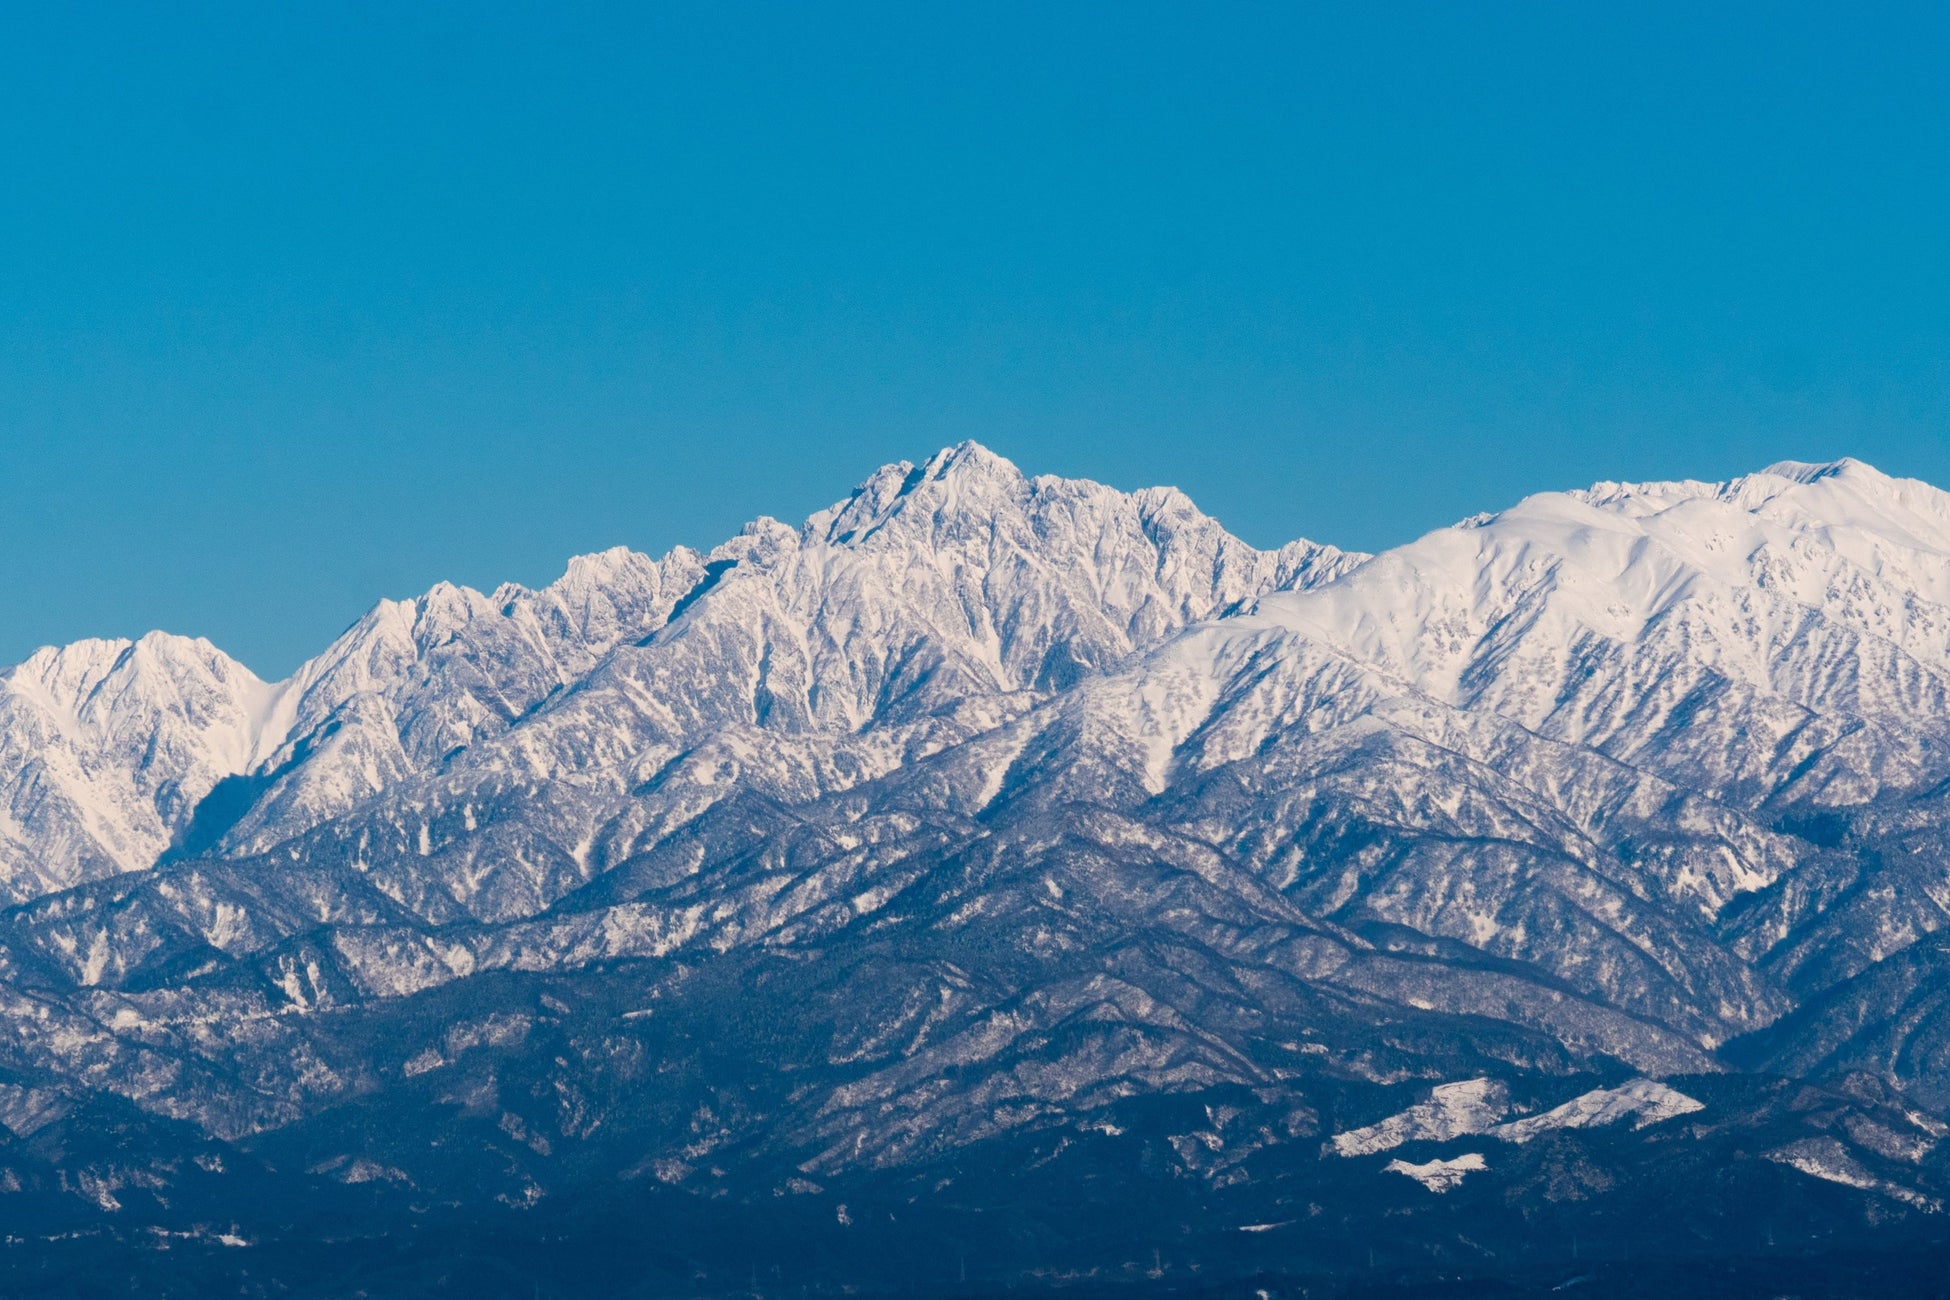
{"left": 6, "top": 443, "right": 1950, "bottom": 1295}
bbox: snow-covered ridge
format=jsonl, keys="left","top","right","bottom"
{"left": 1332, "top": 1080, "right": 1508, "bottom": 1156}
{"left": 7, "top": 447, "right": 1945, "bottom": 916}
{"left": 1137, "top": 455, "right": 1950, "bottom": 847}
{"left": 0, "top": 441, "right": 1362, "bottom": 897}
{"left": 1333, "top": 1079, "right": 1704, "bottom": 1158}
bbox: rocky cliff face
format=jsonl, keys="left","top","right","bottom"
{"left": 4, "top": 446, "right": 1950, "bottom": 1292}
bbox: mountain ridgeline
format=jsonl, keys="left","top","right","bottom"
{"left": 6, "top": 443, "right": 1950, "bottom": 1295}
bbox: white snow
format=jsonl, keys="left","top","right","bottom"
{"left": 1336, "top": 1078, "right": 1704, "bottom": 1161}
{"left": 1769, "top": 1137, "right": 1942, "bottom": 1210}
{"left": 1489, "top": 1079, "right": 1703, "bottom": 1143}
{"left": 1333, "top": 1079, "right": 1509, "bottom": 1156}
{"left": 1386, "top": 1152, "right": 1487, "bottom": 1192}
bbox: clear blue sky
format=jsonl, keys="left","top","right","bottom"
{"left": 3, "top": 3, "right": 1947, "bottom": 677}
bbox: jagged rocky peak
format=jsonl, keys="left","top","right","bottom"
{"left": 796, "top": 438, "right": 1365, "bottom": 623}
{"left": 806, "top": 440, "right": 1363, "bottom": 590}
{"left": 7, "top": 629, "right": 271, "bottom": 721}
{"left": 803, "top": 440, "right": 1019, "bottom": 545}
{"left": 0, "top": 631, "right": 276, "bottom": 901}
{"left": 215, "top": 545, "right": 717, "bottom": 854}
{"left": 0, "top": 442, "right": 1363, "bottom": 885}
{"left": 557, "top": 441, "right": 1371, "bottom": 743}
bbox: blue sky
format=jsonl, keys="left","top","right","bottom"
{"left": 3, "top": 3, "right": 1947, "bottom": 676}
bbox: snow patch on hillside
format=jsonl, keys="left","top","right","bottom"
{"left": 1386, "top": 1152, "right": 1486, "bottom": 1192}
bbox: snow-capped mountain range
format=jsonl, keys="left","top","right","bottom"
{"left": 6, "top": 442, "right": 1950, "bottom": 1286}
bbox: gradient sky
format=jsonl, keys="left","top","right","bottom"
{"left": 4, "top": 3, "right": 1948, "bottom": 677}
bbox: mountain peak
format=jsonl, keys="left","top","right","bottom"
{"left": 554, "top": 545, "right": 651, "bottom": 587}
{"left": 1758, "top": 456, "right": 1881, "bottom": 486}
{"left": 1560, "top": 456, "right": 1932, "bottom": 533}
{"left": 921, "top": 439, "right": 1020, "bottom": 480}
{"left": 803, "top": 443, "right": 1028, "bottom": 546}
{"left": 7, "top": 629, "right": 264, "bottom": 700}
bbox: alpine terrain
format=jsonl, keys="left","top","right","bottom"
{"left": 8, "top": 443, "right": 1950, "bottom": 1296}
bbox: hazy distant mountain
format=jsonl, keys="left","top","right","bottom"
{"left": 6, "top": 445, "right": 1950, "bottom": 1295}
